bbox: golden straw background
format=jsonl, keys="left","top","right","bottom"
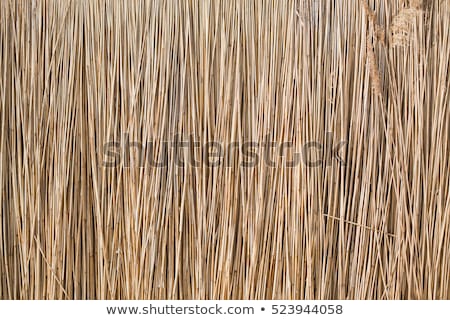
{"left": 1, "top": 0, "right": 450, "bottom": 299}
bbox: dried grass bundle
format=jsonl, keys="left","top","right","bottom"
{"left": 0, "top": 0, "right": 449, "bottom": 299}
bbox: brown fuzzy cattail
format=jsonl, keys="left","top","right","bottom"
{"left": 390, "top": 8, "right": 423, "bottom": 47}
{"left": 366, "top": 35, "right": 383, "bottom": 96}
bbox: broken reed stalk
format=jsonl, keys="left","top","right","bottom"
{"left": 0, "top": 0, "right": 450, "bottom": 299}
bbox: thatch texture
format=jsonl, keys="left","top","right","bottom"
{"left": 0, "top": 0, "right": 449, "bottom": 299}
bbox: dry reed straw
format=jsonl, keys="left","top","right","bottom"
{"left": 0, "top": 0, "right": 449, "bottom": 299}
